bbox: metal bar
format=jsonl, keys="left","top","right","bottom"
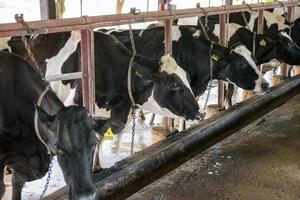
{"left": 282, "top": 6, "right": 296, "bottom": 78}
{"left": 80, "top": 29, "right": 95, "bottom": 115}
{"left": 257, "top": 9, "right": 264, "bottom": 34}
{"left": 218, "top": 13, "right": 227, "bottom": 109}
{"left": 45, "top": 72, "right": 82, "bottom": 82}
{"left": 0, "top": 2, "right": 299, "bottom": 37}
{"left": 164, "top": 20, "right": 172, "bottom": 54}
{"left": 39, "top": 0, "right": 56, "bottom": 20}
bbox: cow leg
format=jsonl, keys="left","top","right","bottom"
{"left": 224, "top": 83, "right": 234, "bottom": 109}
{"left": 0, "top": 163, "right": 5, "bottom": 199}
{"left": 149, "top": 113, "right": 155, "bottom": 125}
{"left": 111, "top": 100, "right": 131, "bottom": 153}
{"left": 93, "top": 135, "right": 104, "bottom": 173}
{"left": 11, "top": 171, "right": 25, "bottom": 200}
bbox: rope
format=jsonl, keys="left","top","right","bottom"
{"left": 34, "top": 86, "right": 52, "bottom": 155}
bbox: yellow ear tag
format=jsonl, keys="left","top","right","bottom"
{"left": 212, "top": 54, "right": 220, "bottom": 61}
{"left": 103, "top": 127, "right": 114, "bottom": 140}
{"left": 259, "top": 39, "right": 267, "bottom": 46}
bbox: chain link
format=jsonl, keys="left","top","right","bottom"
{"left": 15, "top": 14, "right": 50, "bottom": 86}
{"left": 130, "top": 107, "right": 136, "bottom": 155}
{"left": 39, "top": 155, "right": 54, "bottom": 200}
{"left": 128, "top": 9, "right": 140, "bottom": 155}
{"left": 202, "top": 42, "right": 215, "bottom": 114}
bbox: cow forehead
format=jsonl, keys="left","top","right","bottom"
{"left": 159, "top": 55, "right": 193, "bottom": 93}
{"left": 232, "top": 45, "right": 260, "bottom": 75}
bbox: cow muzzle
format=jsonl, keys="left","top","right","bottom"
{"left": 77, "top": 191, "right": 97, "bottom": 200}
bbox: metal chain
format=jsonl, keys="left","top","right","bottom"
{"left": 39, "top": 155, "right": 54, "bottom": 200}
{"left": 202, "top": 42, "right": 215, "bottom": 116}
{"left": 279, "top": 1, "right": 294, "bottom": 36}
{"left": 128, "top": 8, "right": 140, "bottom": 155}
{"left": 241, "top": 4, "right": 253, "bottom": 32}
{"left": 197, "top": 6, "right": 210, "bottom": 41}
{"left": 15, "top": 14, "right": 50, "bottom": 85}
{"left": 130, "top": 107, "right": 136, "bottom": 155}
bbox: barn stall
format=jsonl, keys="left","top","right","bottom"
{"left": 0, "top": 0, "right": 300, "bottom": 199}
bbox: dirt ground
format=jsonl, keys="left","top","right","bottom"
{"left": 127, "top": 93, "right": 300, "bottom": 200}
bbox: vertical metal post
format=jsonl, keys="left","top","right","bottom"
{"left": 282, "top": 6, "right": 295, "bottom": 77}
{"left": 218, "top": 13, "right": 227, "bottom": 109}
{"left": 39, "top": 0, "right": 56, "bottom": 20}
{"left": 80, "top": 29, "right": 95, "bottom": 115}
{"left": 258, "top": 9, "right": 264, "bottom": 34}
{"left": 160, "top": 0, "right": 174, "bottom": 131}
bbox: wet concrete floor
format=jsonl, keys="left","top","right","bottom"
{"left": 127, "top": 93, "right": 300, "bottom": 200}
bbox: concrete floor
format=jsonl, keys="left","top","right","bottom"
{"left": 127, "top": 93, "right": 300, "bottom": 200}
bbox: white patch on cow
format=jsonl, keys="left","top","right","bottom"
{"left": 212, "top": 24, "right": 220, "bottom": 37}
{"left": 192, "top": 30, "right": 201, "bottom": 38}
{"left": 171, "top": 26, "right": 182, "bottom": 41}
{"left": 232, "top": 45, "right": 268, "bottom": 94}
{"left": 140, "top": 90, "right": 181, "bottom": 118}
{"left": 212, "top": 23, "right": 242, "bottom": 40}
{"left": 103, "top": 29, "right": 121, "bottom": 35}
{"left": 159, "top": 55, "right": 193, "bottom": 94}
{"left": 0, "top": 37, "right": 11, "bottom": 51}
{"left": 280, "top": 31, "right": 293, "bottom": 41}
{"left": 63, "top": 87, "right": 76, "bottom": 106}
{"left": 45, "top": 31, "right": 81, "bottom": 102}
{"left": 177, "top": 17, "right": 198, "bottom": 25}
{"left": 248, "top": 11, "right": 288, "bottom": 31}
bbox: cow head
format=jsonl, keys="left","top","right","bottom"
{"left": 224, "top": 44, "right": 269, "bottom": 94}
{"left": 137, "top": 55, "right": 203, "bottom": 120}
{"left": 271, "top": 31, "right": 300, "bottom": 65}
{"left": 36, "top": 105, "right": 124, "bottom": 200}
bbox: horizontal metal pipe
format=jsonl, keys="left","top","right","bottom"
{"left": 45, "top": 75, "right": 300, "bottom": 199}
{"left": 0, "top": 1, "right": 299, "bottom": 37}
{"left": 45, "top": 72, "right": 82, "bottom": 82}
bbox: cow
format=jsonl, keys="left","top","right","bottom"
{"left": 101, "top": 26, "right": 269, "bottom": 99}
{"left": 177, "top": 12, "right": 300, "bottom": 66}
{"left": 61, "top": 31, "right": 202, "bottom": 124}
{"left": 0, "top": 51, "right": 123, "bottom": 200}
{"left": 4, "top": 31, "right": 202, "bottom": 124}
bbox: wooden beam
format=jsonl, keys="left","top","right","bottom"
{"left": 39, "top": 0, "right": 56, "bottom": 20}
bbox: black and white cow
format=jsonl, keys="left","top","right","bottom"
{"left": 177, "top": 11, "right": 300, "bottom": 66}
{"left": 102, "top": 26, "right": 269, "bottom": 99}
{"left": 4, "top": 31, "right": 201, "bottom": 125}
{"left": 62, "top": 31, "right": 202, "bottom": 125}
{"left": 0, "top": 51, "right": 124, "bottom": 200}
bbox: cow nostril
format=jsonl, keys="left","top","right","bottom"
{"left": 261, "top": 82, "right": 269, "bottom": 91}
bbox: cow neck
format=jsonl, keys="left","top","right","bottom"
{"left": 208, "top": 43, "right": 228, "bottom": 81}
{"left": 34, "top": 85, "right": 64, "bottom": 155}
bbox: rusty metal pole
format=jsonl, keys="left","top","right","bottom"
{"left": 39, "top": 0, "right": 56, "bottom": 20}
{"left": 80, "top": 29, "right": 95, "bottom": 115}
{"left": 284, "top": 6, "right": 295, "bottom": 77}
{"left": 218, "top": 13, "right": 227, "bottom": 109}
{"left": 257, "top": 9, "right": 264, "bottom": 34}
{"left": 160, "top": 0, "right": 174, "bottom": 131}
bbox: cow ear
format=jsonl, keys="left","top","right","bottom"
{"left": 35, "top": 105, "right": 56, "bottom": 130}
{"left": 93, "top": 118, "right": 125, "bottom": 135}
